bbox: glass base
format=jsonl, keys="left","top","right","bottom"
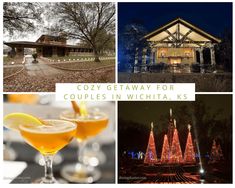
{"left": 83, "top": 149, "right": 106, "bottom": 167}
{"left": 33, "top": 177, "right": 67, "bottom": 184}
{"left": 34, "top": 152, "right": 64, "bottom": 166}
{"left": 61, "top": 163, "right": 101, "bottom": 183}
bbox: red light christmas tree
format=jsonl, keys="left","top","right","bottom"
{"left": 217, "top": 143, "right": 224, "bottom": 159}
{"left": 210, "top": 139, "right": 224, "bottom": 163}
{"left": 184, "top": 124, "right": 196, "bottom": 163}
{"left": 144, "top": 122, "right": 158, "bottom": 164}
{"left": 161, "top": 134, "right": 170, "bottom": 163}
{"left": 169, "top": 119, "right": 183, "bottom": 163}
{"left": 210, "top": 140, "right": 219, "bottom": 162}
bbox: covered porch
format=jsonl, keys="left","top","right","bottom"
{"left": 4, "top": 41, "right": 93, "bottom": 58}
{"left": 134, "top": 18, "right": 221, "bottom": 73}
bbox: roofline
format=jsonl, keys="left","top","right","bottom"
{"left": 3, "top": 41, "right": 92, "bottom": 49}
{"left": 36, "top": 34, "right": 67, "bottom": 43}
{"left": 144, "top": 17, "right": 221, "bottom": 43}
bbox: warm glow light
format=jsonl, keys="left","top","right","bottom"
{"left": 144, "top": 123, "right": 157, "bottom": 164}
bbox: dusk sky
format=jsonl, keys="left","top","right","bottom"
{"left": 118, "top": 2, "right": 232, "bottom": 38}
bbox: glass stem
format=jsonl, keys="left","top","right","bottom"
{"left": 78, "top": 141, "right": 86, "bottom": 164}
{"left": 43, "top": 154, "right": 55, "bottom": 183}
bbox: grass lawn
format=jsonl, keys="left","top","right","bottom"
{"left": 4, "top": 56, "right": 24, "bottom": 65}
{"left": 4, "top": 66, "right": 115, "bottom": 92}
{"left": 50, "top": 59, "right": 115, "bottom": 69}
{"left": 47, "top": 55, "right": 114, "bottom": 61}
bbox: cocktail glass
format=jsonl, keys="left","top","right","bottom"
{"left": 60, "top": 110, "right": 108, "bottom": 183}
{"left": 19, "top": 119, "right": 76, "bottom": 183}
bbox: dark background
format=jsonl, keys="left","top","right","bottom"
{"left": 118, "top": 95, "right": 232, "bottom": 163}
{"left": 118, "top": 3, "right": 232, "bottom": 37}
{"left": 118, "top": 3, "right": 233, "bottom": 72}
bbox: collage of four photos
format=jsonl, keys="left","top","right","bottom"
{"left": 2, "top": 1, "right": 233, "bottom": 184}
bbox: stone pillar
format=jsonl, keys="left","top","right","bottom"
{"left": 141, "top": 48, "right": 147, "bottom": 72}
{"left": 64, "top": 48, "right": 69, "bottom": 56}
{"left": 150, "top": 48, "right": 155, "bottom": 64}
{"left": 142, "top": 48, "right": 147, "bottom": 65}
{"left": 9, "top": 47, "right": 16, "bottom": 58}
{"left": 16, "top": 47, "right": 24, "bottom": 57}
{"left": 210, "top": 44, "right": 216, "bottom": 65}
{"left": 199, "top": 48, "right": 204, "bottom": 64}
{"left": 155, "top": 48, "right": 157, "bottom": 64}
{"left": 193, "top": 48, "right": 196, "bottom": 63}
{"left": 36, "top": 47, "right": 42, "bottom": 57}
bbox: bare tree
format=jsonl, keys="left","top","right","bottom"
{"left": 53, "top": 2, "right": 115, "bottom": 62}
{"left": 119, "top": 21, "right": 148, "bottom": 72}
{"left": 80, "top": 30, "right": 115, "bottom": 55}
{"left": 3, "top": 2, "right": 42, "bottom": 35}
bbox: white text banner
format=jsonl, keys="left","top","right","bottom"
{"left": 56, "top": 83, "right": 195, "bottom": 101}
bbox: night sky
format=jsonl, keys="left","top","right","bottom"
{"left": 118, "top": 2, "right": 232, "bottom": 38}
{"left": 118, "top": 95, "right": 232, "bottom": 126}
{"left": 118, "top": 94, "right": 232, "bottom": 183}
{"left": 118, "top": 95, "right": 232, "bottom": 161}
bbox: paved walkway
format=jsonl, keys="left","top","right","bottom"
{"left": 24, "top": 57, "right": 62, "bottom": 76}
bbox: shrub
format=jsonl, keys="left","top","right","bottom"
{"left": 191, "top": 63, "right": 200, "bottom": 73}
{"left": 32, "top": 53, "right": 38, "bottom": 60}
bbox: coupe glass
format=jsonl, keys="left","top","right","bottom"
{"left": 60, "top": 110, "right": 108, "bottom": 183}
{"left": 19, "top": 119, "right": 76, "bottom": 183}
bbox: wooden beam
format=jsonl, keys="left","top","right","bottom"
{"left": 165, "top": 30, "right": 177, "bottom": 43}
{"left": 160, "top": 35, "right": 172, "bottom": 42}
{"left": 152, "top": 41, "right": 210, "bottom": 44}
{"left": 159, "top": 31, "right": 178, "bottom": 44}
{"left": 179, "top": 33, "right": 202, "bottom": 47}
{"left": 177, "top": 30, "right": 193, "bottom": 47}
{"left": 177, "top": 23, "right": 180, "bottom": 40}
{"left": 181, "top": 30, "right": 192, "bottom": 42}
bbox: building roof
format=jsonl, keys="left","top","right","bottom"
{"left": 144, "top": 18, "right": 221, "bottom": 48}
{"left": 4, "top": 34, "right": 92, "bottom": 50}
{"left": 4, "top": 41, "right": 91, "bottom": 49}
{"left": 36, "top": 34, "right": 66, "bottom": 43}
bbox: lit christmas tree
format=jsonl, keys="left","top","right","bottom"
{"left": 184, "top": 124, "right": 196, "bottom": 163}
{"left": 161, "top": 134, "right": 170, "bottom": 163}
{"left": 144, "top": 122, "right": 158, "bottom": 164}
{"left": 169, "top": 120, "right": 183, "bottom": 163}
{"left": 217, "top": 143, "right": 224, "bottom": 159}
{"left": 210, "top": 140, "right": 224, "bottom": 163}
{"left": 167, "top": 108, "right": 175, "bottom": 148}
{"left": 210, "top": 139, "right": 219, "bottom": 163}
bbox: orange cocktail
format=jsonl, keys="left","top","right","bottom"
{"left": 60, "top": 107, "right": 109, "bottom": 183}
{"left": 60, "top": 111, "right": 108, "bottom": 142}
{"left": 4, "top": 112, "right": 77, "bottom": 184}
{"left": 19, "top": 120, "right": 76, "bottom": 155}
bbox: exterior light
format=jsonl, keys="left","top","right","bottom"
{"left": 200, "top": 168, "right": 204, "bottom": 174}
